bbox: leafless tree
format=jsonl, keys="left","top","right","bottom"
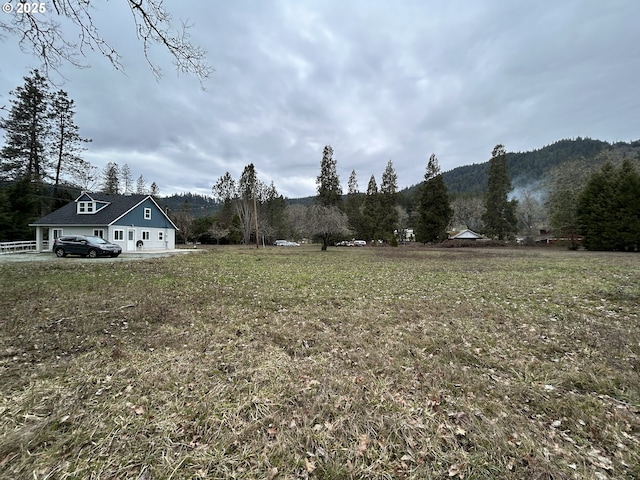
{"left": 451, "top": 194, "right": 484, "bottom": 232}
{"left": 0, "top": 0, "right": 212, "bottom": 83}
{"left": 209, "top": 220, "right": 229, "bottom": 245}
{"left": 516, "top": 190, "right": 545, "bottom": 244}
{"left": 306, "top": 204, "right": 350, "bottom": 251}
{"left": 286, "top": 204, "right": 308, "bottom": 241}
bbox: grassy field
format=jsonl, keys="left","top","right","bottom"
{"left": 1, "top": 245, "right": 638, "bottom": 479}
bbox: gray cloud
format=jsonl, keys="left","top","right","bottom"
{"left": 1, "top": 0, "right": 639, "bottom": 199}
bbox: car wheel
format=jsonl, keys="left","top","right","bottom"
{"left": 55, "top": 247, "right": 66, "bottom": 257}
{"left": 111, "top": 253, "right": 120, "bottom": 258}
{"left": 88, "top": 249, "right": 98, "bottom": 258}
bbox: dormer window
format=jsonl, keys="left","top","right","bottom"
{"left": 78, "top": 201, "right": 95, "bottom": 214}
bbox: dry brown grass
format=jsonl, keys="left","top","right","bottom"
{"left": 1, "top": 246, "right": 638, "bottom": 479}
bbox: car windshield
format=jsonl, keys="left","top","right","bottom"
{"left": 86, "top": 236, "right": 108, "bottom": 244}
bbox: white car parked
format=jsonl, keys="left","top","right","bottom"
{"left": 274, "top": 240, "right": 300, "bottom": 246}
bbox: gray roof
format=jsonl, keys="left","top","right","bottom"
{"left": 451, "top": 229, "right": 483, "bottom": 240}
{"left": 31, "top": 193, "right": 151, "bottom": 226}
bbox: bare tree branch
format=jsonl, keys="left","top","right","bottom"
{"left": 0, "top": 0, "right": 212, "bottom": 84}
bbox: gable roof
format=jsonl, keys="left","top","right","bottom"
{"left": 450, "top": 229, "right": 483, "bottom": 240}
{"left": 30, "top": 193, "right": 177, "bottom": 230}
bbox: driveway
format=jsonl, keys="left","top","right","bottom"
{"left": 0, "top": 249, "right": 202, "bottom": 263}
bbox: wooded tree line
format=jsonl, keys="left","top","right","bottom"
{"left": 194, "top": 143, "right": 639, "bottom": 251}
{"left": 196, "top": 144, "right": 517, "bottom": 249}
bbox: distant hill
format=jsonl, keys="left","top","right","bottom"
{"left": 158, "top": 192, "right": 221, "bottom": 217}
{"left": 403, "top": 137, "right": 640, "bottom": 197}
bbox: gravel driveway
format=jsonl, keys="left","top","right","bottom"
{"left": 0, "top": 249, "right": 202, "bottom": 263}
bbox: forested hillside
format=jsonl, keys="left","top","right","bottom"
{"left": 440, "top": 138, "right": 638, "bottom": 195}
{"left": 158, "top": 192, "right": 221, "bottom": 217}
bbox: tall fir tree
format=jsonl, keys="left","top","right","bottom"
{"left": 379, "top": 160, "right": 399, "bottom": 240}
{"left": 415, "top": 154, "right": 452, "bottom": 243}
{"left": 260, "top": 181, "right": 287, "bottom": 242}
{"left": 360, "top": 175, "right": 380, "bottom": 241}
{"left": 577, "top": 160, "right": 640, "bottom": 251}
{"left": 50, "top": 89, "right": 91, "bottom": 203}
{"left": 316, "top": 145, "right": 342, "bottom": 208}
{"left": 0, "top": 70, "right": 52, "bottom": 216}
{"left": 345, "top": 169, "right": 363, "bottom": 234}
{"left": 482, "top": 144, "right": 517, "bottom": 240}
{"left": 0, "top": 69, "right": 51, "bottom": 184}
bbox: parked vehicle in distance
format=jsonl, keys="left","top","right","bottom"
{"left": 336, "top": 240, "right": 367, "bottom": 247}
{"left": 335, "top": 240, "right": 353, "bottom": 246}
{"left": 274, "top": 240, "right": 300, "bottom": 246}
{"left": 53, "top": 235, "right": 122, "bottom": 258}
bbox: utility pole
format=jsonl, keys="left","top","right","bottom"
{"left": 253, "top": 194, "right": 259, "bottom": 249}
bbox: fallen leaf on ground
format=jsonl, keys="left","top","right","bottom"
{"left": 356, "top": 434, "right": 369, "bottom": 456}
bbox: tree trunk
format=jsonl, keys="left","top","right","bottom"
{"left": 321, "top": 234, "right": 328, "bottom": 251}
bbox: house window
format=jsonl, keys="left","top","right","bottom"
{"left": 144, "top": 208, "right": 151, "bottom": 220}
{"left": 77, "top": 201, "right": 94, "bottom": 214}
{"left": 114, "top": 230, "right": 124, "bottom": 241}
{"left": 142, "top": 231, "right": 150, "bottom": 241}
{"left": 52, "top": 228, "right": 63, "bottom": 239}
{"left": 158, "top": 231, "right": 164, "bottom": 241}
{"left": 93, "top": 229, "right": 104, "bottom": 238}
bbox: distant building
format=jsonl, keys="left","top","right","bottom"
{"left": 448, "top": 229, "right": 483, "bottom": 240}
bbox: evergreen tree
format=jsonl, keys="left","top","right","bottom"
{"left": 482, "top": 144, "right": 517, "bottom": 240}
{"left": 415, "top": 154, "right": 452, "bottom": 243}
{"left": 238, "top": 163, "right": 260, "bottom": 245}
{"left": 0, "top": 69, "right": 51, "bottom": 184}
{"left": 360, "top": 175, "right": 380, "bottom": 241}
{"left": 618, "top": 159, "right": 640, "bottom": 251}
{"left": 577, "top": 160, "right": 640, "bottom": 251}
{"left": 547, "top": 158, "right": 597, "bottom": 245}
{"left": 260, "top": 181, "right": 287, "bottom": 243}
{"left": 379, "top": 160, "right": 399, "bottom": 240}
{"left": 150, "top": 182, "right": 160, "bottom": 196}
{"left": 50, "top": 89, "right": 91, "bottom": 200}
{"left": 0, "top": 70, "right": 52, "bottom": 216}
{"left": 345, "top": 169, "right": 363, "bottom": 234}
{"left": 316, "top": 145, "right": 342, "bottom": 208}
{"left": 101, "top": 162, "right": 120, "bottom": 194}
{"left": 0, "top": 176, "right": 39, "bottom": 241}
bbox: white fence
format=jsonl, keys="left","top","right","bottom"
{"left": 0, "top": 240, "right": 49, "bottom": 254}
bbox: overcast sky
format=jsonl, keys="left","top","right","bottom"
{"left": 1, "top": 0, "right": 639, "bottom": 198}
